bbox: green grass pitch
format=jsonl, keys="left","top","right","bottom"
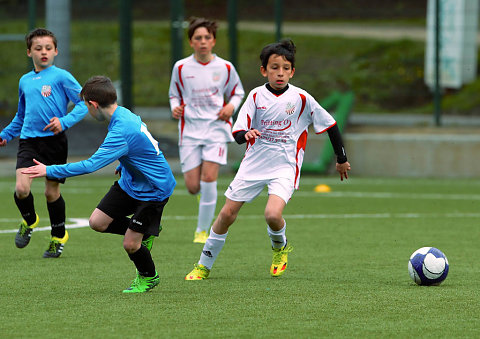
{"left": 1, "top": 174, "right": 479, "bottom": 337}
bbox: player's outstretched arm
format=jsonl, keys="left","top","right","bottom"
{"left": 21, "top": 159, "right": 47, "bottom": 178}
{"left": 336, "top": 161, "right": 351, "bottom": 181}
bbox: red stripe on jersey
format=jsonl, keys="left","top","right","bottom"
{"left": 253, "top": 92, "right": 257, "bottom": 105}
{"left": 297, "top": 94, "right": 307, "bottom": 122}
{"left": 315, "top": 121, "right": 337, "bottom": 134}
{"left": 295, "top": 130, "right": 308, "bottom": 187}
{"left": 230, "top": 84, "right": 237, "bottom": 98}
{"left": 178, "top": 64, "right": 184, "bottom": 88}
{"left": 175, "top": 82, "right": 184, "bottom": 105}
{"left": 246, "top": 114, "right": 256, "bottom": 149}
{"left": 180, "top": 116, "right": 185, "bottom": 145}
{"left": 225, "top": 63, "right": 231, "bottom": 86}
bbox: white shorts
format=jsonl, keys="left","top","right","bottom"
{"left": 180, "top": 143, "right": 228, "bottom": 173}
{"left": 224, "top": 177, "right": 295, "bottom": 204}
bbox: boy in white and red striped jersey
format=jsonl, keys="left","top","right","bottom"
{"left": 185, "top": 39, "right": 351, "bottom": 280}
{"left": 169, "top": 17, "right": 244, "bottom": 244}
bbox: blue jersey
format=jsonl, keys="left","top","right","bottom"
{"left": 46, "top": 106, "right": 176, "bottom": 202}
{"left": 0, "top": 65, "right": 88, "bottom": 142}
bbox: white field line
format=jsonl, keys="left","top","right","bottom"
{"left": 172, "top": 189, "right": 480, "bottom": 200}
{"left": 18, "top": 189, "right": 479, "bottom": 201}
{"left": 1, "top": 212, "right": 480, "bottom": 234}
{"left": 293, "top": 191, "right": 480, "bottom": 200}
{"left": 0, "top": 218, "right": 91, "bottom": 234}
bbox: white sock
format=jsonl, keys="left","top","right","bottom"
{"left": 198, "top": 229, "right": 227, "bottom": 269}
{"left": 196, "top": 181, "right": 217, "bottom": 233}
{"left": 267, "top": 221, "right": 287, "bottom": 249}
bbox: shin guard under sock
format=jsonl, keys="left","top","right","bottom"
{"left": 128, "top": 245, "right": 156, "bottom": 277}
{"left": 14, "top": 192, "right": 36, "bottom": 226}
{"left": 47, "top": 195, "right": 66, "bottom": 238}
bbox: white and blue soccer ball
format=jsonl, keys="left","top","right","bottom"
{"left": 408, "top": 247, "right": 449, "bottom": 286}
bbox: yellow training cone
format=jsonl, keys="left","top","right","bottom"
{"left": 314, "top": 184, "right": 331, "bottom": 193}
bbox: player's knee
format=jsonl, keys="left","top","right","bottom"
{"left": 186, "top": 184, "right": 200, "bottom": 195}
{"left": 15, "top": 184, "right": 30, "bottom": 199}
{"left": 44, "top": 190, "right": 60, "bottom": 202}
{"left": 264, "top": 210, "right": 282, "bottom": 227}
{"left": 201, "top": 174, "right": 216, "bottom": 182}
{"left": 123, "top": 239, "right": 140, "bottom": 254}
{"left": 89, "top": 216, "right": 106, "bottom": 232}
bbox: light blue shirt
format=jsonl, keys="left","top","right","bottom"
{"left": 46, "top": 106, "right": 176, "bottom": 201}
{"left": 0, "top": 65, "right": 88, "bottom": 142}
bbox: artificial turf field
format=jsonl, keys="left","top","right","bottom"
{"left": 0, "top": 174, "right": 479, "bottom": 338}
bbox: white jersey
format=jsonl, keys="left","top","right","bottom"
{"left": 233, "top": 84, "right": 336, "bottom": 188}
{"left": 169, "top": 54, "right": 245, "bottom": 145}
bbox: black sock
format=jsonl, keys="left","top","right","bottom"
{"left": 47, "top": 195, "right": 65, "bottom": 238}
{"left": 104, "top": 217, "right": 130, "bottom": 235}
{"left": 127, "top": 245, "right": 156, "bottom": 277}
{"left": 14, "top": 192, "right": 36, "bottom": 225}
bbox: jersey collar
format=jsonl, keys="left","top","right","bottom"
{"left": 265, "top": 83, "right": 289, "bottom": 96}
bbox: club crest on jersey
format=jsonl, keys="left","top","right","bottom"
{"left": 212, "top": 72, "right": 221, "bottom": 82}
{"left": 41, "top": 85, "right": 52, "bottom": 97}
{"left": 285, "top": 102, "right": 296, "bottom": 115}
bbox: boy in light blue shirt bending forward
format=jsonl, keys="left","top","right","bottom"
{"left": 23, "top": 76, "right": 176, "bottom": 293}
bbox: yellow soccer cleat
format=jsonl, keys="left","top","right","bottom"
{"left": 15, "top": 213, "right": 39, "bottom": 248}
{"left": 185, "top": 264, "right": 210, "bottom": 280}
{"left": 43, "top": 230, "right": 69, "bottom": 258}
{"left": 270, "top": 244, "right": 293, "bottom": 277}
{"left": 193, "top": 231, "right": 208, "bottom": 244}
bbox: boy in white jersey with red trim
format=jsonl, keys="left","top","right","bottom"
{"left": 185, "top": 39, "right": 351, "bottom": 280}
{"left": 169, "top": 17, "right": 244, "bottom": 244}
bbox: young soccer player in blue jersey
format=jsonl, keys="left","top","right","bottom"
{"left": 23, "top": 75, "right": 176, "bottom": 293}
{"left": 0, "top": 28, "right": 88, "bottom": 258}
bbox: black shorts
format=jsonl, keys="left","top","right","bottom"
{"left": 96, "top": 181, "right": 169, "bottom": 236}
{"left": 17, "top": 133, "right": 68, "bottom": 184}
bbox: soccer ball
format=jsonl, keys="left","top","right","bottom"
{"left": 408, "top": 247, "right": 449, "bottom": 286}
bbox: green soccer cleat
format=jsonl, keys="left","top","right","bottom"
{"left": 15, "top": 214, "right": 39, "bottom": 248}
{"left": 43, "top": 230, "right": 69, "bottom": 258}
{"left": 185, "top": 263, "right": 210, "bottom": 280}
{"left": 122, "top": 272, "right": 160, "bottom": 293}
{"left": 270, "top": 243, "right": 293, "bottom": 277}
{"left": 141, "top": 235, "right": 155, "bottom": 251}
{"left": 193, "top": 231, "right": 208, "bottom": 244}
